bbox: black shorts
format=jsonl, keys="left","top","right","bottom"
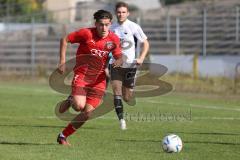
{"left": 110, "top": 65, "right": 137, "bottom": 89}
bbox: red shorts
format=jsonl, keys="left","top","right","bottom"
{"left": 71, "top": 73, "right": 106, "bottom": 108}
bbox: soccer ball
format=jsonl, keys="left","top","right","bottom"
{"left": 162, "top": 134, "right": 183, "bottom": 153}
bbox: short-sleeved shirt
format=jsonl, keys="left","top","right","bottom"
{"left": 110, "top": 19, "right": 147, "bottom": 68}
{"left": 67, "top": 27, "right": 121, "bottom": 84}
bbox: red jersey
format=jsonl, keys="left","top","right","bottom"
{"left": 67, "top": 27, "right": 121, "bottom": 84}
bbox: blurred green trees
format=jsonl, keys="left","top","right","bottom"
{"left": 0, "top": 0, "right": 46, "bottom": 22}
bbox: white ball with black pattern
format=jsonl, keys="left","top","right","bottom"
{"left": 162, "top": 134, "right": 183, "bottom": 153}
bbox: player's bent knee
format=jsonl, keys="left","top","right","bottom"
{"left": 123, "top": 96, "right": 130, "bottom": 102}
{"left": 72, "top": 102, "right": 85, "bottom": 112}
{"left": 113, "top": 88, "right": 122, "bottom": 95}
{"left": 123, "top": 93, "right": 134, "bottom": 102}
{"left": 72, "top": 106, "right": 82, "bottom": 112}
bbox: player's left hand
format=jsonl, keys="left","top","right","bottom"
{"left": 58, "top": 63, "right": 66, "bottom": 74}
{"left": 112, "top": 58, "right": 123, "bottom": 68}
{"left": 136, "top": 58, "right": 144, "bottom": 65}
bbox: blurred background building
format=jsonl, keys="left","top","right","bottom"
{"left": 43, "top": 0, "right": 161, "bottom": 23}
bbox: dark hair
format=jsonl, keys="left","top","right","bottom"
{"left": 93, "top": 10, "right": 113, "bottom": 22}
{"left": 115, "top": 1, "right": 129, "bottom": 11}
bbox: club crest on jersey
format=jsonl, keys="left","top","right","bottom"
{"left": 105, "top": 41, "right": 115, "bottom": 50}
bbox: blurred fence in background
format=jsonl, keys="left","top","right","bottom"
{"left": 143, "top": 6, "right": 240, "bottom": 56}
{"left": 0, "top": 22, "right": 79, "bottom": 76}
{"left": 0, "top": 1, "right": 240, "bottom": 80}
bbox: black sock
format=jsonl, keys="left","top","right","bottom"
{"left": 114, "top": 95, "right": 123, "bottom": 120}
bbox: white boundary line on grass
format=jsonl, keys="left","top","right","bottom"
{"left": 139, "top": 99, "right": 240, "bottom": 112}
{"left": 193, "top": 117, "right": 240, "bottom": 120}
{"left": 1, "top": 115, "right": 240, "bottom": 121}
{"left": 0, "top": 85, "right": 238, "bottom": 111}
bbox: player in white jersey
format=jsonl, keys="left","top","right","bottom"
{"left": 109, "top": 1, "right": 149, "bottom": 130}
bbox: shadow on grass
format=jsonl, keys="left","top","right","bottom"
{"left": 185, "top": 141, "right": 240, "bottom": 146}
{"left": 116, "top": 139, "right": 164, "bottom": 154}
{"left": 116, "top": 138, "right": 240, "bottom": 146}
{"left": 173, "top": 131, "right": 240, "bottom": 136}
{"left": 0, "top": 141, "right": 56, "bottom": 146}
{"left": 116, "top": 139, "right": 160, "bottom": 143}
{"left": 0, "top": 124, "right": 96, "bottom": 130}
{"left": 0, "top": 124, "right": 64, "bottom": 128}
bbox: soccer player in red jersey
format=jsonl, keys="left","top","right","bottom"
{"left": 56, "top": 10, "right": 122, "bottom": 146}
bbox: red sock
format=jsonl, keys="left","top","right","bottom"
{"left": 62, "top": 123, "right": 76, "bottom": 138}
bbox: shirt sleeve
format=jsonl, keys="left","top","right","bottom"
{"left": 111, "top": 35, "right": 122, "bottom": 59}
{"left": 67, "top": 28, "right": 88, "bottom": 44}
{"left": 133, "top": 24, "right": 147, "bottom": 43}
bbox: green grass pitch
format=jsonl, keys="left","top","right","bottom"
{"left": 0, "top": 82, "right": 239, "bottom": 160}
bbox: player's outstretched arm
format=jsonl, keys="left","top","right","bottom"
{"left": 58, "top": 36, "right": 69, "bottom": 74}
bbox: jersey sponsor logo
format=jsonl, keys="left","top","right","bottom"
{"left": 90, "top": 49, "right": 108, "bottom": 57}
{"left": 105, "top": 41, "right": 116, "bottom": 50}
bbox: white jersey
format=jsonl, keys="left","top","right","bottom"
{"left": 110, "top": 19, "right": 147, "bottom": 68}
